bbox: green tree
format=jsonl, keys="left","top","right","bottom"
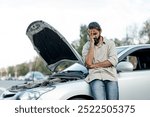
{"left": 126, "top": 24, "right": 139, "bottom": 45}
{"left": 0, "top": 68, "right": 7, "bottom": 77}
{"left": 32, "top": 56, "right": 51, "bottom": 74}
{"left": 72, "top": 25, "right": 88, "bottom": 55}
{"left": 4, "top": 56, "right": 51, "bottom": 77}
{"left": 114, "top": 38, "right": 123, "bottom": 47}
{"left": 139, "top": 19, "right": 150, "bottom": 43}
{"left": 17, "top": 63, "right": 29, "bottom": 76}
{"left": 7, "top": 66, "right": 15, "bottom": 77}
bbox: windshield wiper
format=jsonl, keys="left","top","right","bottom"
{"left": 52, "top": 70, "right": 86, "bottom": 79}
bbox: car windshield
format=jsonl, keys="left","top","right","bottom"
{"left": 54, "top": 46, "right": 128, "bottom": 73}
{"left": 25, "top": 71, "right": 44, "bottom": 79}
{"left": 63, "top": 63, "right": 88, "bottom": 74}
{"left": 117, "top": 47, "right": 128, "bottom": 54}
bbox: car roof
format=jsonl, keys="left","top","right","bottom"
{"left": 117, "top": 44, "right": 150, "bottom": 60}
{"left": 117, "top": 44, "right": 150, "bottom": 49}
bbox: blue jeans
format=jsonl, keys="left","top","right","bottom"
{"left": 90, "top": 79, "right": 119, "bottom": 100}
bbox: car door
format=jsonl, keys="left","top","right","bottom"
{"left": 118, "top": 48, "right": 150, "bottom": 100}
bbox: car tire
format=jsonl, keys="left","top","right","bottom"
{"left": 69, "top": 97, "right": 88, "bottom": 100}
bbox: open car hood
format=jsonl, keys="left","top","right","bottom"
{"left": 26, "top": 20, "right": 83, "bottom": 71}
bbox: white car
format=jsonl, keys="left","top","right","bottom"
{"left": 1, "top": 21, "right": 150, "bottom": 100}
{"left": 24, "top": 71, "right": 45, "bottom": 81}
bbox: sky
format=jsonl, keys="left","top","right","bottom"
{"left": 0, "top": 0, "right": 150, "bottom": 68}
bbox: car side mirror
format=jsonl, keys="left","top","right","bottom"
{"left": 117, "top": 61, "right": 134, "bottom": 72}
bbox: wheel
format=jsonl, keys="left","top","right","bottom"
{"left": 69, "top": 98, "right": 87, "bottom": 100}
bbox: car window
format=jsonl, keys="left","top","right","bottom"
{"left": 139, "top": 56, "right": 150, "bottom": 70}
{"left": 128, "top": 56, "right": 138, "bottom": 70}
{"left": 117, "top": 47, "right": 128, "bottom": 54}
{"left": 121, "top": 48, "right": 150, "bottom": 71}
{"left": 54, "top": 61, "right": 74, "bottom": 73}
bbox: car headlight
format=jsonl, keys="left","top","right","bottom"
{"left": 18, "top": 87, "right": 55, "bottom": 100}
{"left": 18, "top": 91, "right": 40, "bottom": 100}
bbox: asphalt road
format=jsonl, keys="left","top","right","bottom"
{"left": 0, "top": 80, "right": 25, "bottom": 95}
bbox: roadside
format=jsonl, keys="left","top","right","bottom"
{"left": 0, "top": 80, "right": 25, "bottom": 95}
